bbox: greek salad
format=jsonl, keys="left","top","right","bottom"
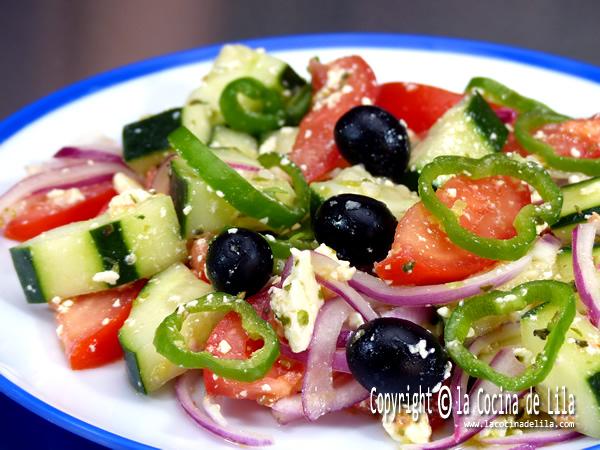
{"left": 4, "top": 44, "right": 600, "bottom": 448}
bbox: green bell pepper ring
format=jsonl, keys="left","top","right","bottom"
{"left": 169, "top": 127, "right": 310, "bottom": 230}
{"left": 220, "top": 77, "right": 286, "bottom": 135}
{"left": 445, "top": 280, "right": 575, "bottom": 391}
{"left": 154, "top": 292, "right": 280, "bottom": 382}
{"left": 418, "top": 153, "right": 562, "bottom": 260}
{"left": 465, "top": 77, "right": 560, "bottom": 115}
{"left": 283, "top": 83, "right": 312, "bottom": 126}
{"left": 515, "top": 109, "right": 600, "bottom": 176}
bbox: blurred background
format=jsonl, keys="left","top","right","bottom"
{"left": 1, "top": 0, "right": 599, "bottom": 447}
{"left": 2, "top": 0, "right": 600, "bottom": 120}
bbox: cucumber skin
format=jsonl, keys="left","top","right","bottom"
{"left": 169, "top": 161, "right": 190, "bottom": 237}
{"left": 590, "top": 372, "right": 600, "bottom": 410}
{"left": 122, "top": 346, "right": 147, "bottom": 394}
{"left": 90, "top": 221, "right": 139, "bottom": 284}
{"left": 10, "top": 247, "right": 45, "bottom": 303}
{"left": 122, "top": 108, "right": 181, "bottom": 162}
{"left": 551, "top": 206, "right": 600, "bottom": 243}
{"left": 466, "top": 93, "right": 508, "bottom": 152}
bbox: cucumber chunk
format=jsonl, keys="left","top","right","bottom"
{"left": 170, "top": 156, "right": 240, "bottom": 238}
{"left": 409, "top": 93, "right": 508, "bottom": 173}
{"left": 190, "top": 45, "right": 300, "bottom": 121}
{"left": 119, "top": 263, "right": 218, "bottom": 393}
{"left": 521, "top": 305, "right": 600, "bottom": 438}
{"left": 555, "top": 245, "right": 600, "bottom": 282}
{"left": 182, "top": 101, "right": 213, "bottom": 144}
{"left": 122, "top": 108, "right": 181, "bottom": 172}
{"left": 169, "top": 149, "right": 296, "bottom": 237}
{"left": 551, "top": 176, "right": 600, "bottom": 243}
{"left": 10, "top": 194, "right": 186, "bottom": 303}
{"left": 209, "top": 125, "right": 258, "bottom": 158}
{"left": 259, "top": 127, "right": 299, "bottom": 155}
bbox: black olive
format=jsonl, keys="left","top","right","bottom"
{"left": 334, "top": 105, "right": 410, "bottom": 183}
{"left": 206, "top": 228, "right": 273, "bottom": 296}
{"left": 313, "top": 193, "right": 397, "bottom": 269}
{"left": 346, "top": 317, "right": 449, "bottom": 394}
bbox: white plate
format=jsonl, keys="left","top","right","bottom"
{"left": 0, "top": 33, "right": 599, "bottom": 450}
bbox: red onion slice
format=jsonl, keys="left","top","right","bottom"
{"left": 316, "top": 275, "right": 378, "bottom": 321}
{"left": 301, "top": 298, "right": 368, "bottom": 420}
{"left": 227, "top": 161, "right": 261, "bottom": 172}
{"left": 349, "top": 236, "right": 560, "bottom": 307}
{"left": 495, "top": 107, "right": 517, "bottom": 124}
{"left": 409, "top": 323, "right": 521, "bottom": 450}
{"left": 480, "top": 429, "right": 581, "bottom": 446}
{"left": 32, "top": 173, "right": 115, "bottom": 194}
{"left": 0, "top": 161, "right": 134, "bottom": 220}
{"left": 381, "top": 306, "right": 433, "bottom": 326}
{"left": 54, "top": 146, "right": 125, "bottom": 164}
{"left": 271, "top": 394, "right": 305, "bottom": 424}
{"left": 272, "top": 378, "right": 368, "bottom": 425}
{"left": 149, "top": 154, "right": 174, "bottom": 194}
{"left": 454, "top": 348, "right": 525, "bottom": 442}
{"left": 572, "top": 222, "right": 600, "bottom": 327}
{"left": 175, "top": 371, "right": 273, "bottom": 447}
{"left": 279, "top": 341, "right": 350, "bottom": 374}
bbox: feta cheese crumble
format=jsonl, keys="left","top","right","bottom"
{"left": 270, "top": 248, "right": 324, "bottom": 352}
{"left": 92, "top": 270, "right": 120, "bottom": 285}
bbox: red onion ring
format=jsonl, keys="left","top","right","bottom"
{"left": 227, "top": 161, "right": 261, "bottom": 172}
{"left": 481, "top": 429, "right": 581, "bottom": 447}
{"left": 32, "top": 173, "right": 115, "bottom": 194}
{"left": 54, "top": 146, "right": 125, "bottom": 164}
{"left": 0, "top": 161, "right": 135, "bottom": 220}
{"left": 279, "top": 342, "right": 350, "bottom": 374}
{"left": 381, "top": 306, "right": 433, "bottom": 326}
{"left": 454, "top": 348, "right": 525, "bottom": 443}
{"left": 149, "top": 154, "right": 174, "bottom": 194}
{"left": 349, "top": 236, "right": 560, "bottom": 307}
{"left": 316, "top": 275, "right": 378, "bottom": 321}
{"left": 271, "top": 378, "right": 368, "bottom": 425}
{"left": 572, "top": 222, "right": 600, "bottom": 327}
{"left": 409, "top": 323, "right": 521, "bottom": 450}
{"left": 495, "top": 107, "right": 517, "bottom": 124}
{"left": 301, "top": 298, "right": 368, "bottom": 421}
{"left": 175, "top": 371, "right": 273, "bottom": 447}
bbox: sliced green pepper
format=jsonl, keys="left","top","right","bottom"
{"left": 465, "top": 77, "right": 560, "bottom": 115}
{"left": 418, "top": 153, "right": 562, "bottom": 260}
{"left": 445, "top": 280, "right": 575, "bottom": 391}
{"left": 169, "top": 127, "right": 310, "bottom": 230}
{"left": 154, "top": 292, "right": 280, "bottom": 382}
{"left": 220, "top": 77, "right": 286, "bottom": 134}
{"left": 283, "top": 83, "right": 312, "bottom": 125}
{"left": 515, "top": 109, "right": 600, "bottom": 175}
{"left": 263, "top": 230, "right": 318, "bottom": 260}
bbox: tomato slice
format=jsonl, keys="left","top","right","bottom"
{"left": 189, "top": 233, "right": 212, "bottom": 284}
{"left": 504, "top": 116, "right": 600, "bottom": 160}
{"left": 375, "top": 175, "right": 531, "bottom": 285}
{"left": 56, "top": 280, "right": 145, "bottom": 370}
{"left": 4, "top": 182, "right": 117, "bottom": 242}
{"left": 290, "top": 56, "right": 378, "bottom": 182}
{"left": 375, "top": 82, "right": 462, "bottom": 134}
{"left": 203, "top": 312, "right": 303, "bottom": 404}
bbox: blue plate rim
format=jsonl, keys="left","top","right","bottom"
{"left": 0, "top": 32, "right": 599, "bottom": 450}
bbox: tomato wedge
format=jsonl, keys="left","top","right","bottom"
{"left": 4, "top": 182, "right": 117, "bottom": 242}
{"left": 290, "top": 56, "right": 378, "bottom": 182}
{"left": 203, "top": 312, "right": 303, "bottom": 404}
{"left": 55, "top": 280, "right": 145, "bottom": 370}
{"left": 375, "top": 82, "right": 462, "bottom": 134}
{"left": 505, "top": 116, "right": 600, "bottom": 160}
{"left": 375, "top": 175, "right": 531, "bottom": 285}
